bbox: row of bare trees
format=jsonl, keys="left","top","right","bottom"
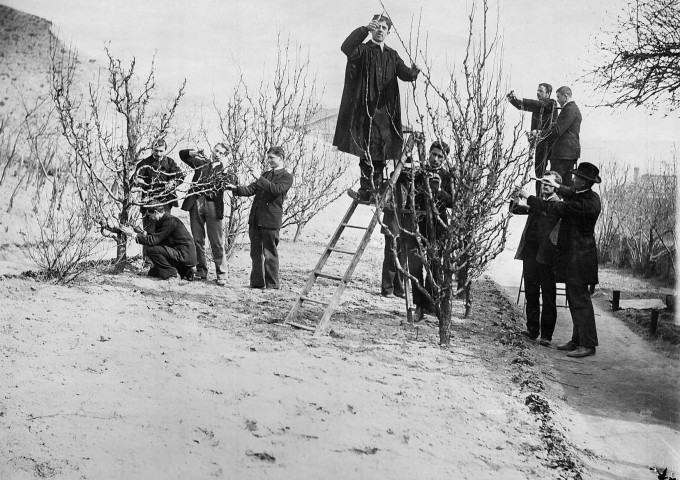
{"left": 596, "top": 157, "right": 676, "bottom": 280}
{"left": 1, "top": 35, "right": 353, "bottom": 280}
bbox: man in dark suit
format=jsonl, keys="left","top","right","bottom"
{"left": 543, "top": 86, "right": 582, "bottom": 187}
{"left": 507, "top": 83, "right": 558, "bottom": 193}
{"left": 226, "top": 146, "right": 294, "bottom": 289}
{"left": 133, "top": 139, "right": 184, "bottom": 262}
{"left": 399, "top": 141, "right": 453, "bottom": 321}
{"left": 520, "top": 162, "right": 601, "bottom": 358}
{"left": 120, "top": 204, "right": 197, "bottom": 282}
{"left": 179, "top": 143, "right": 235, "bottom": 286}
{"left": 512, "top": 171, "right": 562, "bottom": 346}
{"left": 334, "top": 14, "right": 420, "bottom": 203}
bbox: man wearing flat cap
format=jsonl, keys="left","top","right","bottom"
{"left": 519, "top": 162, "right": 601, "bottom": 358}
{"left": 334, "top": 13, "right": 420, "bottom": 204}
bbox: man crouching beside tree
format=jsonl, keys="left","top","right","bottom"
{"left": 120, "top": 204, "right": 197, "bottom": 282}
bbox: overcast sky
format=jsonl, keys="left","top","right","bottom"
{"left": 4, "top": 0, "right": 680, "bottom": 169}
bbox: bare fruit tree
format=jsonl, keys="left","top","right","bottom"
{"left": 384, "top": 0, "right": 531, "bottom": 345}
{"left": 586, "top": 0, "right": 680, "bottom": 114}
{"left": 215, "top": 36, "right": 352, "bottom": 247}
{"left": 50, "top": 41, "right": 185, "bottom": 271}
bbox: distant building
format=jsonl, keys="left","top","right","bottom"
{"left": 298, "top": 108, "right": 338, "bottom": 144}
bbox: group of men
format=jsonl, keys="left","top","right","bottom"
{"left": 508, "top": 82, "right": 601, "bottom": 359}
{"left": 120, "top": 140, "right": 293, "bottom": 290}
{"left": 332, "top": 14, "right": 602, "bottom": 358}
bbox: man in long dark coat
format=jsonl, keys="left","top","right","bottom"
{"left": 333, "top": 14, "right": 420, "bottom": 203}
{"left": 520, "top": 162, "right": 601, "bottom": 358}
{"left": 544, "top": 86, "right": 582, "bottom": 187}
{"left": 507, "top": 83, "right": 558, "bottom": 193}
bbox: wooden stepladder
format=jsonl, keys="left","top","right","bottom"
{"left": 284, "top": 132, "right": 421, "bottom": 336}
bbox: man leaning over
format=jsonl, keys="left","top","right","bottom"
{"left": 179, "top": 143, "right": 234, "bottom": 286}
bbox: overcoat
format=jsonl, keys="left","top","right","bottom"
{"left": 527, "top": 186, "right": 600, "bottom": 285}
{"left": 545, "top": 101, "right": 581, "bottom": 160}
{"left": 233, "top": 169, "right": 294, "bottom": 230}
{"left": 332, "top": 26, "right": 419, "bottom": 159}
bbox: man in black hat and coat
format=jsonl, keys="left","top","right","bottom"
{"left": 519, "top": 162, "right": 601, "bottom": 358}
{"left": 333, "top": 14, "right": 420, "bottom": 203}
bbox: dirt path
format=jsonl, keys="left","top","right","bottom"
{"left": 489, "top": 216, "right": 680, "bottom": 480}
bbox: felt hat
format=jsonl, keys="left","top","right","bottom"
{"left": 571, "top": 162, "right": 601, "bottom": 184}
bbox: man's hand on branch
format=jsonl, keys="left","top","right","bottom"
{"left": 539, "top": 175, "right": 560, "bottom": 189}
{"left": 506, "top": 90, "right": 516, "bottom": 102}
{"left": 224, "top": 184, "right": 237, "bottom": 191}
{"left": 367, "top": 19, "right": 380, "bottom": 31}
{"left": 412, "top": 63, "right": 421, "bottom": 72}
{"left": 119, "top": 225, "right": 137, "bottom": 237}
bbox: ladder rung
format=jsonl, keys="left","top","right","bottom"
{"left": 341, "top": 223, "right": 367, "bottom": 230}
{"left": 328, "top": 247, "right": 356, "bottom": 255}
{"left": 300, "top": 295, "right": 330, "bottom": 306}
{"left": 287, "top": 321, "right": 316, "bottom": 332}
{"left": 315, "top": 272, "right": 344, "bottom": 281}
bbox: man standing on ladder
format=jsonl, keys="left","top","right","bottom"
{"left": 507, "top": 83, "right": 558, "bottom": 194}
{"left": 333, "top": 13, "right": 420, "bottom": 204}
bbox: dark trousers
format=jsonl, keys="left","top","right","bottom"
{"left": 147, "top": 245, "right": 193, "bottom": 280}
{"left": 565, "top": 284, "right": 599, "bottom": 347}
{"left": 549, "top": 158, "right": 577, "bottom": 188}
{"left": 403, "top": 231, "right": 435, "bottom": 308}
{"left": 248, "top": 224, "right": 280, "bottom": 288}
{"left": 189, "top": 200, "right": 228, "bottom": 280}
{"left": 523, "top": 259, "right": 557, "bottom": 340}
{"left": 141, "top": 215, "right": 157, "bottom": 261}
{"left": 534, "top": 142, "right": 550, "bottom": 194}
{"left": 358, "top": 158, "right": 385, "bottom": 200}
{"left": 381, "top": 233, "right": 404, "bottom": 296}
{"left": 358, "top": 108, "right": 394, "bottom": 199}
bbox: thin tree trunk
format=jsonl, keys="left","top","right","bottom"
{"left": 113, "top": 206, "right": 129, "bottom": 273}
{"left": 438, "top": 289, "right": 453, "bottom": 346}
{"left": 293, "top": 220, "right": 306, "bottom": 243}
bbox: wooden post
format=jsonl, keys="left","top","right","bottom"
{"left": 650, "top": 309, "right": 659, "bottom": 336}
{"left": 612, "top": 290, "right": 620, "bottom": 311}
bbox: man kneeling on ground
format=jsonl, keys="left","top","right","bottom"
{"left": 120, "top": 204, "right": 197, "bottom": 282}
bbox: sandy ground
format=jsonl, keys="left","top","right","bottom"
{"left": 1, "top": 195, "right": 678, "bottom": 479}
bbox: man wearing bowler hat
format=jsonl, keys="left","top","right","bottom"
{"left": 519, "top": 162, "right": 601, "bottom": 358}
